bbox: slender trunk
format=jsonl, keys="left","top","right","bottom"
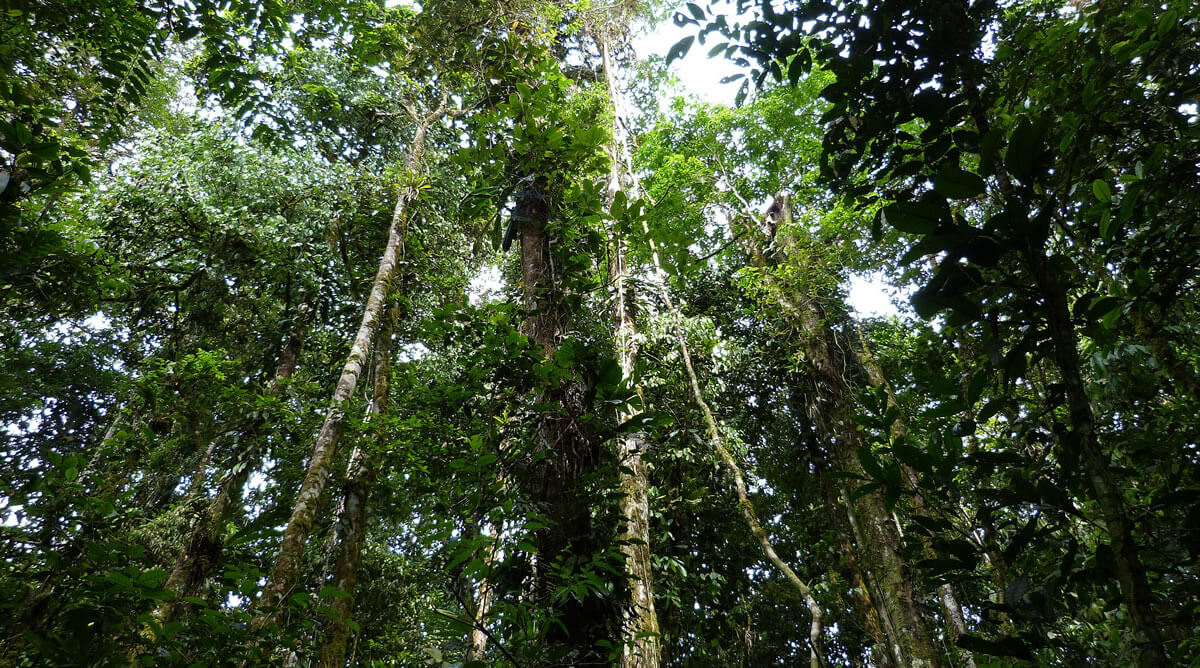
{"left": 962, "top": 60, "right": 1164, "bottom": 662}
{"left": 253, "top": 108, "right": 441, "bottom": 633}
{"left": 464, "top": 523, "right": 500, "bottom": 663}
{"left": 184, "top": 431, "right": 220, "bottom": 504}
{"left": 599, "top": 36, "right": 662, "bottom": 668}
{"left": 155, "top": 305, "right": 310, "bottom": 626}
{"left": 1023, "top": 244, "right": 1164, "bottom": 667}
{"left": 317, "top": 299, "right": 399, "bottom": 667}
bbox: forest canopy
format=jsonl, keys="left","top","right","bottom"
{"left": 1, "top": 0, "right": 1198, "bottom": 665}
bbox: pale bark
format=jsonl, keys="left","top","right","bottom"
{"left": 599, "top": 35, "right": 662, "bottom": 668}
{"left": 253, "top": 106, "right": 443, "bottom": 633}
{"left": 464, "top": 523, "right": 500, "bottom": 663}
{"left": 642, "top": 205, "right": 824, "bottom": 667}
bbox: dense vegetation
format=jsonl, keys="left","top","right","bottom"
{"left": 1, "top": 0, "right": 1197, "bottom": 665}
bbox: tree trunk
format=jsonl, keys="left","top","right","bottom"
{"left": 857, "top": 334, "right": 976, "bottom": 668}
{"left": 735, "top": 198, "right": 937, "bottom": 667}
{"left": 317, "top": 298, "right": 399, "bottom": 668}
{"left": 512, "top": 175, "right": 604, "bottom": 660}
{"left": 464, "top": 523, "right": 500, "bottom": 663}
{"left": 155, "top": 303, "right": 310, "bottom": 626}
{"left": 803, "top": 417, "right": 891, "bottom": 666}
{"left": 253, "top": 108, "right": 441, "bottom": 634}
{"left": 1023, "top": 244, "right": 1165, "bottom": 667}
{"left": 599, "top": 35, "right": 662, "bottom": 668}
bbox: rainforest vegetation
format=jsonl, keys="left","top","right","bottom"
{"left": 1, "top": 0, "right": 1198, "bottom": 665}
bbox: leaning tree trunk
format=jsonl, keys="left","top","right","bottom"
{"left": 599, "top": 34, "right": 662, "bottom": 668}
{"left": 463, "top": 522, "right": 501, "bottom": 663}
{"left": 252, "top": 106, "right": 444, "bottom": 635}
{"left": 316, "top": 298, "right": 400, "bottom": 668}
{"left": 641, "top": 201, "right": 825, "bottom": 667}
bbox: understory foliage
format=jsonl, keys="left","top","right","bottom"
{"left": 1, "top": 0, "right": 1197, "bottom": 666}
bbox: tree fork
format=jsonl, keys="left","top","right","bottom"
{"left": 317, "top": 297, "right": 401, "bottom": 668}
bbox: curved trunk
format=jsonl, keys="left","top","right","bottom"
{"left": 645, "top": 203, "right": 825, "bottom": 667}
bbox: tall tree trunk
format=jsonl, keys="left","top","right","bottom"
{"left": 512, "top": 174, "right": 604, "bottom": 659}
{"left": 317, "top": 298, "right": 400, "bottom": 668}
{"left": 1023, "top": 244, "right": 1165, "bottom": 667}
{"left": 155, "top": 303, "right": 311, "bottom": 626}
{"left": 800, "top": 413, "right": 891, "bottom": 666}
{"left": 253, "top": 105, "right": 444, "bottom": 634}
{"left": 599, "top": 35, "right": 662, "bottom": 668}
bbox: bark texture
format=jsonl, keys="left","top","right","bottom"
{"left": 737, "top": 197, "right": 938, "bottom": 667}
{"left": 511, "top": 175, "right": 605, "bottom": 660}
{"left": 858, "top": 334, "right": 976, "bottom": 668}
{"left": 156, "top": 304, "right": 310, "bottom": 626}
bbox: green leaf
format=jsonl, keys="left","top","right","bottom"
{"left": 787, "top": 50, "right": 811, "bottom": 84}
{"left": 883, "top": 202, "right": 943, "bottom": 235}
{"left": 934, "top": 166, "right": 986, "bottom": 199}
{"left": 1091, "top": 179, "right": 1112, "bottom": 203}
{"left": 1157, "top": 9, "right": 1178, "bottom": 38}
{"left": 666, "top": 36, "right": 695, "bottom": 65}
{"left": 1005, "top": 117, "right": 1035, "bottom": 180}
{"left": 1099, "top": 209, "right": 1114, "bottom": 240}
{"left": 857, "top": 446, "right": 883, "bottom": 480}
{"left": 27, "top": 142, "right": 60, "bottom": 161}
{"left": 892, "top": 443, "right": 933, "bottom": 473}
